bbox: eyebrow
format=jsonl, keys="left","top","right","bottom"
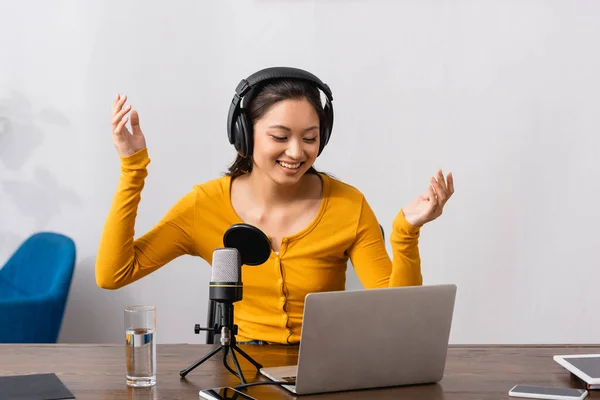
{"left": 267, "top": 125, "right": 319, "bottom": 133}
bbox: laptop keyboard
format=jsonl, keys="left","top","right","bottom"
{"left": 281, "top": 376, "right": 296, "bottom": 382}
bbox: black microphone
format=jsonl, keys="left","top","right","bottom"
{"left": 180, "top": 223, "right": 271, "bottom": 381}
{"left": 209, "top": 248, "right": 243, "bottom": 303}
{"left": 208, "top": 223, "right": 271, "bottom": 304}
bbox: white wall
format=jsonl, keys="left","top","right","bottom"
{"left": 1, "top": 0, "right": 599, "bottom": 345}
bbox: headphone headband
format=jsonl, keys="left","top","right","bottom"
{"left": 236, "top": 67, "right": 333, "bottom": 100}
{"left": 227, "top": 66, "right": 334, "bottom": 158}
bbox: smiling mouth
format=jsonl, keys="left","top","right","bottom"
{"left": 277, "top": 161, "right": 303, "bottom": 170}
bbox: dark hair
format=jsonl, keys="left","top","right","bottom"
{"left": 226, "top": 79, "right": 327, "bottom": 178}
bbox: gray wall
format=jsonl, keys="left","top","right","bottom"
{"left": 1, "top": 0, "right": 599, "bottom": 344}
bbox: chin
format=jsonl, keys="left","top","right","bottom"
{"left": 270, "top": 172, "right": 305, "bottom": 186}
{"left": 270, "top": 162, "right": 311, "bottom": 185}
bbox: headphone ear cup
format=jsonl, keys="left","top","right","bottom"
{"left": 318, "top": 101, "right": 334, "bottom": 155}
{"left": 318, "top": 126, "right": 327, "bottom": 156}
{"left": 236, "top": 111, "right": 252, "bottom": 158}
{"left": 233, "top": 115, "right": 246, "bottom": 158}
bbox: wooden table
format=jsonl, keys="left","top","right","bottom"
{"left": 1, "top": 344, "right": 599, "bottom": 399}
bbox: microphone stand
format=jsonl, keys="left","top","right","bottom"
{"left": 179, "top": 302, "right": 263, "bottom": 384}
{"left": 181, "top": 223, "right": 271, "bottom": 383}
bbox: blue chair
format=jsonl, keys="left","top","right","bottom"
{"left": 0, "top": 232, "right": 76, "bottom": 343}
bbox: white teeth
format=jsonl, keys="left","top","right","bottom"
{"left": 278, "top": 161, "right": 301, "bottom": 169}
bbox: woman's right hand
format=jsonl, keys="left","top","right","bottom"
{"left": 112, "top": 94, "right": 147, "bottom": 157}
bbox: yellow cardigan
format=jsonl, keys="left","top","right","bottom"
{"left": 96, "top": 149, "right": 422, "bottom": 344}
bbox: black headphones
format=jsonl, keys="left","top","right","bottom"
{"left": 227, "top": 66, "right": 334, "bottom": 158}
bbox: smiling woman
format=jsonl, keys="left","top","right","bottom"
{"left": 95, "top": 66, "right": 455, "bottom": 345}
{"left": 229, "top": 92, "right": 325, "bottom": 254}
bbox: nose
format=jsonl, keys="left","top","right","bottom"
{"left": 285, "top": 138, "right": 304, "bottom": 160}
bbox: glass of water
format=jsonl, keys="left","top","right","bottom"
{"left": 125, "top": 305, "right": 156, "bottom": 387}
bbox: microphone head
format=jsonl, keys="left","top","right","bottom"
{"left": 211, "top": 248, "right": 241, "bottom": 283}
{"left": 210, "top": 248, "right": 243, "bottom": 304}
{"left": 223, "top": 223, "right": 271, "bottom": 266}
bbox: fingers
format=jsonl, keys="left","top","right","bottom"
{"left": 428, "top": 184, "right": 439, "bottom": 209}
{"left": 113, "top": 116, "right": 129, "bottom": 139}
{"left": 112, "top": 94, "right": 133, "bottom": 138}
{"left": 112, "top": 104, "right": 132, "bottom": 129}
{"left": 430, "top": 175, "right": 448, "bottom": 205}
{"left": 112, "top": 93, "right": 119, "bottom": 113}
{"left": 130, "top": 110, "right": 142, "bottom": 136}
{"left": 430, "top": 169, "right": 455, "bottom": 205}
{"left": 447, "top": 172, "right": 455, "bottom": 195}
{"left": 436, "top": 169, "right": 448, "bottom": 192}
{"left": 112, "top": 94, "right": 128, "bottom": 115}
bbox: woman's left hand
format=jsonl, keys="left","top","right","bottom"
{"left": 401, "top": 169, "right": 454, "bottom": 227}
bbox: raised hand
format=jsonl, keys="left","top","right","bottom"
{"left": 111, "top": 94, "right": 147, "bottom": 157}
{"left": 401, "top": 169, "right": 454, "bottom": 227}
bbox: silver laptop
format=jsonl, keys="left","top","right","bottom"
{"left": 260, "top": 284, "right": 457, "bottom": 395}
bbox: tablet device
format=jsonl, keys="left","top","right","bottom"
{"left": 554, "top": 354, "right": 600, "bottom": 388}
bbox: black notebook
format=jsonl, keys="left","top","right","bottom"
{"left": 0, "top": 373, "right": 75, "bottom": 400}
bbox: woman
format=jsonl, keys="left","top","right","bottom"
{"left": 95, "top": 67, "right": 454, "bottom": 345}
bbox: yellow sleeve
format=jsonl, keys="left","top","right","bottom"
{"left": 95, "top": 148, "right": 197, "bottom": 290}
{"left": 347, "top": 197, "right": 422, "bottom": 288}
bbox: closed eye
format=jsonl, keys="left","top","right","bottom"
{"left": 270, "top": 135, "right": 287, "bottom": 142}
{"left": 304, "top": 137, "right": 317, "bottom": 143}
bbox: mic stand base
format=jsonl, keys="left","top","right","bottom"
{"left": 179, "top": 326, "right": 263, "bottom": 384}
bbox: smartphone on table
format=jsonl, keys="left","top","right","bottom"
{"left": 508, "top": 384, "right": 587, "bottom": 399}
{"left": 199, "top": 386, "right": 257, "bottom": 400}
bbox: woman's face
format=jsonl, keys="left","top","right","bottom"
{"left": 252, "top": 98, "right": 320, "bottom": 186}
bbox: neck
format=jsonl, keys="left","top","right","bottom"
{"left": 246, "top": 169, "right": 310, "bottom": 208}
